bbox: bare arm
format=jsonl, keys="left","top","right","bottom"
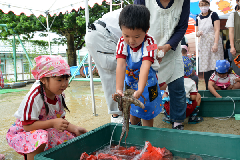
{"left": 213, "top": 20, "right": 220, "bottom": 44}
{"left": 23, "top": 118, "right": 69, "bottom": 132}
{"left": 196, "top": 26, "right": 200, "bottom": 37}
{"left": 133, "top": 60, "right": 151, "bottom": 99}
{"left": 116, "top": 58, "right": 126, "bottom": 96}
{"left": 208, "top": 81, "right": 222, "bottom": 98}
{"left": 229, "top": 27, "right": 236, "bottom": 56}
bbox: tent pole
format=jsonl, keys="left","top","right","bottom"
{"left": 13, "top": 35, "right": 17, "bottom": 82}
{"left": 110, "top": 0, "right": 112, "bottom": 12}
{"left": 85, "top": 0, "right": 97, "bottom": 116}
{"left": 46, "top": 13, "right": 52, "bottom": 55}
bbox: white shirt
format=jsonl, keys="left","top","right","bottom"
{"left": 209, "top": 72, "right": 239, "bottom": 85}
{"left": 99, "top": 8, "right": 122, "bottom": 39}
{"left": 165, "top": 77, "right": 197, "bottom": 98}
{"left": 116, "top": 34, "right": 160, "bottom": 71}
{"left": 14, "top": 80, "right": 66, "bottom": 121}
{"left": 225, "top": 11, "right": 240, "bottom": 28}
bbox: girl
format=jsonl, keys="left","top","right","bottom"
{"left": 208, "top": 60, "right": 240, "bottom": 98}
{"left": 196, "top": 0, "right": 224, "bottom": 90}
{"left": 6, "top": 55, "right": 87, "bottom": 160}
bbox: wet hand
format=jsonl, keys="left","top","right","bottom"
{"left": 133, "top": 90, "right": 142, "bottom": 99}
{"left": 74, "top": 127, "right": 88, "bottom": 136}
{"left": 211, "top": 43, "right": 218, "bottom": 53}
{"left": 116, "top": 90, "right": 124, "bottom": 96}
{"left": 230, "top": 47, "right": 236, "bottom": 56}
{"left": 52, "top": 118, "right": 69, "bottom": 132}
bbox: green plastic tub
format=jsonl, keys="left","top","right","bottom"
{"left": 198, "top": 90, "right": 240, "bottom": 117}
{"left": 35, "top": 123, "right": 240, "bottom": 160}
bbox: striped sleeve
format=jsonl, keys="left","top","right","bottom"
{"left": 14, "top": 85, "right": 43, "bottom": 122}
{"left": 142, "top": 35, "right": 155, "bottom": 63}
{"left": 116, "top": 36, "right": 127, "bottom": 59}
{"left": 209, "top": 72, "right": 216, "bottom": 82}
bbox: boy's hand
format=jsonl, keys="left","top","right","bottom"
{"left": 133, "top": 90, "right": 143, "bottom": 99}
{"left": 116, "top": 89, "right": 124, "bottom": 96}
{"left": 74, "top": 127, "right": 88, "bottom": 136}
{"left": 52, "top": 118, "right": 69, "bottom": 132}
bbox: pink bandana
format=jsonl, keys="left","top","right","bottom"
{"left": 181, "top": 45, "right": 189, "bottom": 54}
{"left": 31, "top": 55, "right": 70, "bottom": 80}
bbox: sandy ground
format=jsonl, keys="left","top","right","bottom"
{"left": 1, "top": 79, "right": 240, "bottom": 159}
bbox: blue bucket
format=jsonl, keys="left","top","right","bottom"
{"left": 70, "top": 66, "right": 80, "bottom": 76}
{"left": 83, "top": 67, "right": 88, "bottom": 75}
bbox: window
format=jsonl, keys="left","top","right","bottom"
{"left": 23, "top": 63, "right": 30, "bottom": 73}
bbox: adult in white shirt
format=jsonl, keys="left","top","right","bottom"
{"left": 85, "top": 9, "right": 123, "bottom": 123}
{"left": 225, "top": 0, "right": 240, "bottom": 75}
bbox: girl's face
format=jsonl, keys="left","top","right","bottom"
{"left": 217, "top": 72, "right": 228, "bottom": 78}
{"left": 41, "top": 76, "right": 69, "bottom": 99}
{"left": 121, "top": 26, "right": 147, "bottom": 48}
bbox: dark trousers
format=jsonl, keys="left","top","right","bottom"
{"left": 204, "top": 70, "right": 215, "bottom": 90}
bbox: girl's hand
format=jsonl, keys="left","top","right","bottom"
{"left": 73, "top": 127, "right": 88, "bottom": 136}
{"left": 133, "top": 90, "right": 142, "bottom": 99}
{"left": 52, "top": 118, "right": 69, "bottom": 132}
{"left": 211, "top": 43, "right": 218, "bottom": 53}
{"left": 116, "top": 89, "right": 124, "bottom": 96}
{"left": 230, "top": 47, "right": 236, "bottom": 56}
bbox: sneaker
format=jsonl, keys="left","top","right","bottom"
{"left": 188, "top": 116, "right": 203, "bottom": 124}
{"left": 111, "top": 115, "right": 124, "bottom": 123}
{"left": 172, "top": 123, "right": 184, "bottom": 130}
{"left": 162, "top": 117, "right": 171, "bottom": 124}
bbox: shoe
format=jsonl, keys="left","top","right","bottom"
{"left": 160, "top": 108, "right": 164, "bottom": 114}
{"left": 188, "top": 116, "right": 203, "bottom": 124}
{"left": 111, "top": 115, "right": 124, "bottom": 123}
{"left": 162, "top": 117, "right": 171, "bottom": 124}
{"left": 172, "top": 123, "right": 184, "bottom": 130}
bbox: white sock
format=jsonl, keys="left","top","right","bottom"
{"left": 174, "top": 122, "right": 182, "bottom": 127}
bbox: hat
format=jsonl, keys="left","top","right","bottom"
{"left": 181, "top": 45, "right": 189, "bottom": 54}
{"left": 31, "top": 55, "right": 70, "bottom": 80}
{"left": 215, "top": 60, "right": 230, "bottom": 74}
{"left": 182, "top": 56, "right": 193, "bottom": 76}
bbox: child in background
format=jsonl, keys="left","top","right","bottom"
{"left": 208, "top": 60, "right": 240, "bottom": 98}
{"left": 116, "top": 4, "right": 162, "bottom": 127}
{"left": 162, "top": 56, "right": 203, "bottom": 124}
{"left": 182, "top": 45, "right": 199, "bottom": 89}
{"left": 6, "top": 55, "right": 87, "bottom": 160}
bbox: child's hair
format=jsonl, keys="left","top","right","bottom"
{"left": 39, "top": 75, "right": 70, "bottom": 115}
{"left": 119, "top": 4, "right": 150, "bottom": 33}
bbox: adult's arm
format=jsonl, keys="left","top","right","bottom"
{"left": 229, "top": 27, "right": 236, "bottom": 56}
{"left": 212, "top": 19, "right": 220, "bottom": 52}
{"left": 166, "top": 0, "right": 190, "bottom": 50}
{"left": 134, "top": 0, "right": 190, "bottom": 51}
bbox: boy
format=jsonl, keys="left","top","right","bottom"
{"left": 162, "top": 56, "right": 203, "bottom": 124}
{"left": 116, "top": 4, "right": 162, "bottom": 127}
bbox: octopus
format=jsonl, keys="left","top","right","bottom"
{"left": 112, "top": 89, "right": 146, "bottom": 147}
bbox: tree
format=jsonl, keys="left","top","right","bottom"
{"left": 0, "top": 0, "right": 133, "bottom": 66}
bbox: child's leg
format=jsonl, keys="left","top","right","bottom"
{"left": 212, "top": 83, "right": 222, "bottom": 90}
{"left": 27, "top": 143, "right": 46, "bottom": 160}
{"left": 130, "top": 115, "right": 141, "bottom": 125}
{"left": 232, "top": 82, "right": 240, "bottom": 89}
{"left": 196, "top": 93, "right": 201, "bottom": 106}
{"left": 142, "top": 119, "right": 153, "bottom": 127}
